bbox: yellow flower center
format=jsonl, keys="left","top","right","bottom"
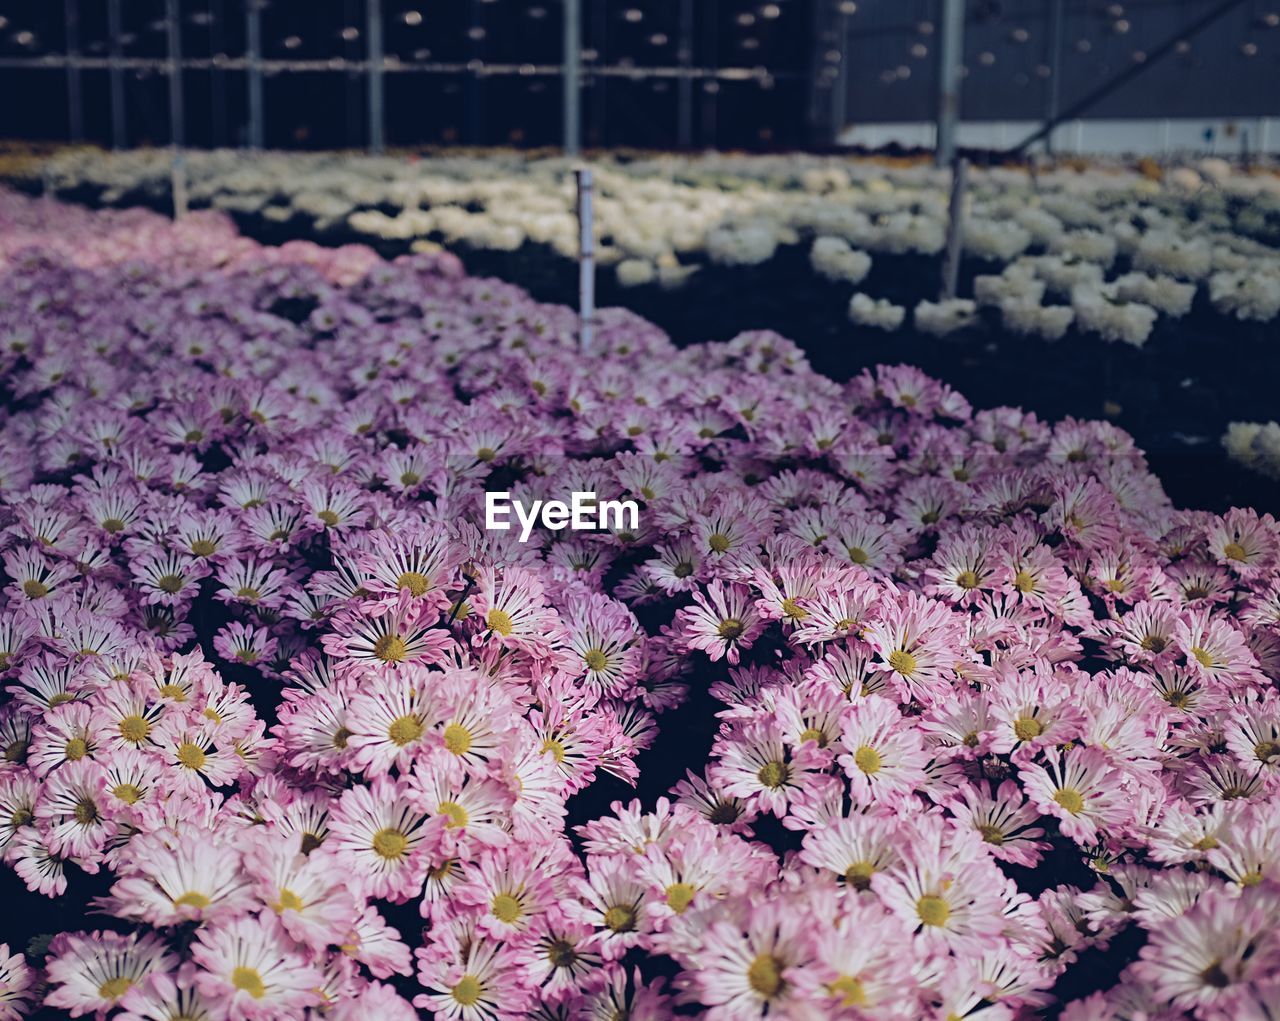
{"left": 1013, "top": 716, "right": 1043, "bottom": 742}
{"left": 747, "top": 953, "right": 784, "bottom": 998}
{"left": 190, "top": 539, "right": 217, "bottom": 557}
{"left": 757, "top": 760, "right": 789, "bottom": 788}
{"left": 65, "top": 737, "right": 88, "bottom": 761}
{"left": 396, "top": 571, "right": 430, "bottom": 596}
{"left": 707, "top": 532, "right": 732, "bottom": 553}
{"left": 173, "top": 891, "right": 211, "bottom": 909}
{"left": 371, "top": 827, "right": 409, "bottom": 860}
{"left": 22, "top": 580, "right": 48, "bottom": 599}
{"left": 443, "top": 723, "right": 473, "bottom": 756}
{"left": 74, "top": 797, "right": 99, "bottom": 825}
{"left": 157, "top": 575, "right": 185, "bottom": 594}
{"left": 830, "top": 976, "right": 866, "bottom": 1008}
{"left": 1054, "top": 787, "right": 1085, "bottom": 814}
{"left": 1223, "top": 541, "right": 1248, "bottom": 562}
{"left": 112, "top": 782, "right": 143, "bottom": 805}
{"left": 373, "top": 634, "right": 407, "bottom": 663}
{"left": 917, "top": 895, "right": 951, "bottom": 927}
{"left": 977, "top": 823, "right": 1005, "bottom": 845}
{"left": 332, "top": 726, "right": 351, "bottom": 749}
{"left": 491, "top": 892, "right": 523, "bottom": 923}
{"left": 887, "top": 649, "right": 917, "bottom": 676}
{"left": 317, "top": 510, "right": 340, "bottom": 527}
{"left": 276, "top": 888, "right": 305, "bottom": 912}
{"left": 486, "top": 609, "right": 514, "bottom": 636}
{"left": 853, "top": 745, "right": 881, "bottom": 775}
{"left": 1192, "top": 647, "right": 1215, "bottom": 668}
{"left": 1013, "top": 570, "right": 1036, "bottom": 593}
{"left": 102, "top": 518, "right": 126, "bottom": 534}
{"left": 799, "top": 727, "right": 826, "bottom": 746}
{"left": 231, "top": 967, "right": 266, "bottom": 999}
{"left": 583, "top": 648, "right": 609, "bottom": 672}
{"left": 546, "top": 939, "right": 577, "bottom": 968}
{"left": 665, "top": 882, "right": 697, "bottom": 913}
{"left": 844, "top": 861, "right": 875, "bottom": 890}
{"left": 847, "top": 546, "right": 869, "bottom": 565}
{"left": 387, "top": 715, "right": 423, "bottom": 746}
{"left": 98, "top": 977, "right": 133, "bottom": 1001}
{"left": 438, "top": 800, "right": 469, "bottom": 829}
{"left": 452, "top": 976, "right": 483, "bottom": 1006}
{"left": 177, "top": 742, "right": 206, "bottom": 770}
{"left": 604, "top": 904, "right": 637, "bottom": 932}
{"left": 955, "top": 570, "right": 980, "bottom": 590}
{"left": 780, "top": 598, "right": 808, "bottom": 620}
{"left": 717, "top": 618, "right": 745, "bottom": 640}
{"left": 118, "top": 715, "right": 150, "bottom": 743}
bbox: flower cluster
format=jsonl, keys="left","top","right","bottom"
{"left": 22, "top": 149, "right": 1280, "bottom": 342}
{"left": 2, "top": 186, "right": 1280, "bottom": 1021}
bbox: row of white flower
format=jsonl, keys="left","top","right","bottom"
{"left": 26, "top": 148, "right": 1280, "bottom": 340}
{"left": 1225, "top": 421, "right": 1280, "bottom": 481}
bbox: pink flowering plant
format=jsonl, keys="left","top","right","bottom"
{"left": 1, "top": 188, "right": 1280, "bottom": 1020}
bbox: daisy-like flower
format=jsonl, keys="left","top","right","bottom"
{"left": 99, "top": 829, "right": 254, "bottom": 925}
{"left": 191, "top": 914, "right": 324, "bottom": 1021}
{"left": 1020, "top": 746, "right": 1129, "bottom": 845}
{"left": 1205, "top": 508, "right": 1278, "bottom": 576}
{"left": 674, "top": 581, "right": 766, "bottom": 666}
{"left": 244, "top": 833, "right": 359, "bottom": 950}
{"left": 798, "top": 811, "right": 902, "bottom": 891}
{"left": 407, "top": 752, "right": 514, "bottom": 851}
{"left": 34, "top": 757, "right": 115, "bottom": 860}
{"left": 470, "top": 565, "right": 561, "bottom": 657}
{"left": 862, "top": 590, "right": 966, "bottom": 703}
{"left": 324, "top": 601, "right": 454, "bottom": 668}
{"left": 345, "top": 665, "right": 443, "bottom": 776}
{"left": 413, "top": 933, "right": 529, "bottom": 1021}
{"left": 559, "top": 593, "right": 642, "bottom": 696}
{"left": 687, "top": 899, "right": 816, "bottom": 1020}
{"left": 837, "top": 696, "right": 930, "bottom": 806}
{"left": 44, "top": 930, "right": 178, "bottom": 1018}
{"left": 326, "top": 775, "right": 435, "bottom": 900}
{"left": 565, "top": 856, "right": 653, "bottom": 961}
{"left": 713, "top": 721, "right": 818, "bottom": 818}
{"left": 0, "top": 945, "right": 33, "bottom": 1021}
{"left": 870, "top": 817, "right": 1010, "bottom": 952}
{"left": 947, "top": 780, "right": 1049, "bottom": 867}
{"left": 1174, "top": 609, "right": 1261, "bottom": 687}
{"left": 1133, "top": 885, "right": 1280, "bottom": 1012}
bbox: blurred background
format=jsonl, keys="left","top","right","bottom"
{"left": 0, "top": 0, "right": 1277, "bottom": 154}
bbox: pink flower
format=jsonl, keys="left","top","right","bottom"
{"left": 191, "top": 914, "right": 324, "bottom": 1020}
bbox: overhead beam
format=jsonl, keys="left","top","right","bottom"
{"left": 1011, "top": 0, "right": 1249, "bottom": 155}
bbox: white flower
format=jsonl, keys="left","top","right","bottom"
{"left": 1113, "top": 272, "right": 1196, "bottom": 318}
{"left": 809, "top": 236, "right": 872, "bottom": 283}
{"left": 848, "top": 293, "right": 906, "bottom": 331}
{"left": 914, "top": 299, "right": 979, "bottom": 338}
{"left": 1071, "top": 285, "right": 1158, "bottom": 346}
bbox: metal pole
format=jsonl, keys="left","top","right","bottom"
{"left": 676, "top": 0, "right": 693, "bottom": 148}
{"left": 368, "top": 0, "right": 385, "bottom": 153}
{"left": 1044, "top": 0, "right": 1063, "bottom": 156}
{"left": 576, "top": 168, "right": 595, "bottom": 351}
{"left": 65, "top": 0, "right": 83, "bottom": 141}
{"left": 107, "top": 0, "right": 126, "bottom": 149}
{"left": 167, "top": 0, "right": 188, "bottom": 218}
{"left": 940, "top": 158, "right": 968, "bottom": 300}
{"left": 564, "top": 0, "right": 582, "bottom": 154}
{"left": 832, "top": 7, "right": 849, "bottom": 145}
{"left": 210, "top": 0, "right": 227, "bottom": 146}
{"left": 702, "top": 0, "right": 717, "bottom": 147}
{"left": 936, "top": 0, "right": 964, "bottom": 167}
{"left": 246, "top": 0, "right": 264, "bottom": 149}
{"left": 1011, "top": 0, "right": 1249, "bottom": 154}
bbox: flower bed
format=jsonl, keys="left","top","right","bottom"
{"left": 2, "top": 189, "right": 1280, "bottom": 1020}
{"left": 14, "top": 150, "right": 1280, "bottom": 518}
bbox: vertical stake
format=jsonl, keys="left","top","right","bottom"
{"left": 107, "top": 0, "right": 126, "bottom": 149}
{"left": 564, "top": 0, "right": 582, "bottom": 154}
{"left": 676, "top": 0, "right": 693, "bottom": 148}
{"left": 576, "top": 167, "right": 596, "bottom": 352}
{"left": 167, "top": 0, "right": 188, "bottom": 218}
{"left": 368, "top": 0, "right": 385, "bottom": 153}
{"left": 940, "top": 157, "right": 968, "bottom": 301}
{"left": 936, "top": 0, "right": 964, "bottom": 167}
{"left": 247, "top": 0, "right": 264, "bottom": 150}
{"left": 65, "top": 0, "right": 83, "bottom": 142}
